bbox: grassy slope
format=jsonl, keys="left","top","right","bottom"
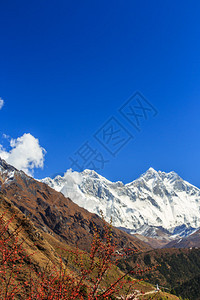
{"left": 0, "top": 194, "right": 177, "bottom": 299}
{"left": 140, "top": 291, "right": 180, "bottom": 299}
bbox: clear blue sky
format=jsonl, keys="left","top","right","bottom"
{"left": 1, "top": 0, "right": 200, "bottom": 187}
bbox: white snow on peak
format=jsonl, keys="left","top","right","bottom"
{"left": 0, "top": 162, "right": 16, "bottom": 185}
{"left": 41, "top": 168, "right": 200, "bottom": 239}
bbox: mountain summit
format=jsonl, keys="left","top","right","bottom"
{"left": 42, "top": 168, "right": 200, "bottom": 239}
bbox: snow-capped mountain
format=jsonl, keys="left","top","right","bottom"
{"left": 0, "top": 158, "right": 18, "bottom": 184}
{"left": 41, "top": 168, "right": 200, "bottom": 239}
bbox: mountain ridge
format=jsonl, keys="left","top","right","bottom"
{"left": 42, "top": 167, "right": 200, "bottom": 241}
{"left": 0, "top": 158, "right": 150, "bottom": 252}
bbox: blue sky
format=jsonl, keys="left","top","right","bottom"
{"left": 1, "top": 0, "right": 200, "bottom": 187}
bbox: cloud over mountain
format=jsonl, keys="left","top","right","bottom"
{"left": 0, "top": 98, "right": 4, "bottom": 110}
{"left": 0, "top": 133, "right": 46, "bottom": 175}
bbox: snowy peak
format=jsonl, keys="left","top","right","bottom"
{"left": 0, "top": 158, "right": 18, "bottom": 185}
{"left": 0, "top": 157, "right": 17, "bottom": 173}
{"left": 138, "top": 168, "right": 180, "bottom": 184}
{"left": 144, "top": 167, "right": 159, "bottom": 176}
{"left": 41, "top": 168, "right": 200, "bottom": 240}
{"left": 2, "top": 156, "right": 199, "bottom": 242}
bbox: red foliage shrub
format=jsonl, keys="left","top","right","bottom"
{"left": 0, "top": 213, "right": 154, "bottom": 299}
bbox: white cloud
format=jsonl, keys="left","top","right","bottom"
{"left": 0, "top": 133, "right": 46, "bottom": 176}
{"left": 0, "top": 98, "right": 4, "bottom": 110}
{"left": 2, "top": 134, "right": 10, "bottom": 139}
{"left": 64, "top": 169, "right": 83, "bottom": 185}
{"left": 60, "top": 169, "right": 85, "bottom": 205}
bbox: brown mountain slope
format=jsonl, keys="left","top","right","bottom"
{"left": 164, "top": 228, "right": 200, "bottom": 248}
{"left": 0, "top": 158, "right": 151, "bottom": 252}
{"left": 0, "top": 193, "right": 177, "bottom": 300}
{"left": 135, "top": 234, "right": 171, "bottom": 249}
{"left": 0, "top": 193, "right": 61, "bottom": 271}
